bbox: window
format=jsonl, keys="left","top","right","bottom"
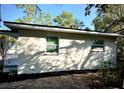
{"left": 46, "top": 36, "right": 59, "bottom": 54}
{"left": 91, "top": 40, "right": 104, "bottom": 52}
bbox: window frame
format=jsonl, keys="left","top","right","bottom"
{"left": 91, "top": 40, "right": 105, "bottom": 52}
{"left": 45, "top": 36, "right": 59, "bottom": 55}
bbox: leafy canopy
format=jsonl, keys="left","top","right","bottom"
{"left": 53, "top": 11, "right": 73, "bottom": 28}
{"left": 15, "top": 4, "right": 53, "bottom": 26}
{"left": 0, "top": 35, "right": 16, "bottom": 58}
{"left": 85, "top": 4, "right": 124, "bottom": 32}
{"left": 53, "top": 11, "right": 84, "bottom": 29}
{"left": 15, "top": 5, "right": 85, "bottom": 29}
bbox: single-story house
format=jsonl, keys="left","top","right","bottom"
{"left": 1, "top": 21, "right": 124, "bottom": 74}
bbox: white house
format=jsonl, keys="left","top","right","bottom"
{"left": 1, "top": 21, "right": 124, "bottom": 74}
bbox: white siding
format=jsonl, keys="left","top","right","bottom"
{"left": 17, "top": 30, "right": 117, "bottom": 74}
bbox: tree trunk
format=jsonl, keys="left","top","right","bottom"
{"left": 1, "top": 57, "right": 4, "bottom": 72}
{"left": 0, "top": 55, "right": 5, "bottom": 81}
{"left": 0, "top": 54, "right": 5, "bottom": 73}
{"left": 0, "top": 56, "right": 4, "bottom": 81}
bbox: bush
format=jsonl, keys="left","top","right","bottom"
{"left": 98, "top": 60, "right": 121, "bottom": 88}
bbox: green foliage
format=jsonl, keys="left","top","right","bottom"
{"left": 0, "top": 35, "right": 16, "bottom": 71}
{"left": 0, "top": 35, "right": 16, "bottom": 58}
{"left": 23, "top": 16, "right": 32, "bottom": 23}
{"left": 100, "top": 60, "right": 114, "bottom": 69}
{"left": 15, "top": 5, "right": 53, "bottom": 25}
{"left": 16, "top": 4, "right": 36, "bottom": 17}
{"left": 85, "top": 4, "right": 108, "bottom": 16}
{"left": 84, "top": 27, "right": 91, "bottom": 31}
{"left": 117, "top": 37, "right": 124, "bottom": 61}
{"left": 15, "top": 5, "right": 85, "bottom": 28}
{"left": 85, "top": 6, "right": 124, "bottom": 86}
{"left": 53, "top": 11, "right": 84, "bottom": 29}
{"left": 0, "top": 34, "right": 5, "bottom": 39}
{"left": 15, "top": 4, "right": 37, "bottom": 23}
{"left": 16, "top": 16, "right": 32, "bottom": 23}
{"left": 15, "top": 18, "right": 23, "bottom": 23}
{"left": 53, "top": 11, "right": 73, "bottom": 28}
{"left": 85, "top": 4, "right": 124, "bottom": 32}
{"left": 92, "top": 16, "right": 109, "bottom": 31}
{"left": 72, "top": 19, "right": 84, "bottom": 29}
{"left": 98, "top": 60, "right": 121, "bottom": 87}
{"left": 34, "top": 12, "right": 53, "bottom": 25}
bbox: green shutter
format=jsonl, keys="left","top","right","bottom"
{"left": 46, "top": 36, "right": 58, "bottom": 53}
{"left": 93, "top": 40, "right": 104, "bottom": 45}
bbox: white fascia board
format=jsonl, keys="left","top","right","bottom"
{"left": 4, "top": 22, "right": 124, "bottom": 37}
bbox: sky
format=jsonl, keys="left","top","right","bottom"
{"left": 0, "top": 4, "right": 97, "bottom": 30}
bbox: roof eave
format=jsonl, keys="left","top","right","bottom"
{"left": 0, "top": 30, "right": 18, "bottom": 38}
{"left": 4, "top": 21, "right": 124, "bottom": 37}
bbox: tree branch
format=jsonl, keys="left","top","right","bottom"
{"left": 104, "top": 17, "right": 124, "bottom": 32}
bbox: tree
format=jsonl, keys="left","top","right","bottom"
{"left": 92, "top": 16, "right": 110, "bottom": 32}
{"left": 85, "top": 4, "right": 124, "bottom": 88}
{"left": 0, "top": 35, "right": 15, "bottom": 71}
{"left": 84, "top": 27, "right": 91, "bottom": 31}
{"left": 53, "top": 11, "right": 73, "bottom": 28}
{"left": 33, "top": 12, "right": 53, "bottom": 25}
{"left": 85, "top": 4, "right": 108, "bottom": 17}
{"left": 15, "top": 18, "right": 23, "bottom": 23}
{"left": 54, "top": 11, "right": 85, "bottom": 29}
{"left": 15, "top": 4, "right": 53, "bottom": 25}
{"left": 71, "top": 19, "right": 84, "bottom": 29}
{"left": 15, "top": 4, "right": 37, "bottom": 23}
{"left": 85, "top": 4, "right": 124, "bottom": 32}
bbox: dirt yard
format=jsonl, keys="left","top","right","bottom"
{"left": 0, "top": 71, "right": 121, "bottom": 89}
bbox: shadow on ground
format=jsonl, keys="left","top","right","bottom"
{"left": 0, "top": 70, "right": 121, "bottom": 89}
{"left": 1, "top": 70, "right": 98, "bottom": 82}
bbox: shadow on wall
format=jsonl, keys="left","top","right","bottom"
{"left": 18, "top": 38, "right": 116, "bottom": 74}
{"left": 59, "top": 40, "right": 91, "bottom": 69}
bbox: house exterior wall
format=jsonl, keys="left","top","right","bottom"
{"left": 17, "top": 30, "right": 117, "bottom": 74}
